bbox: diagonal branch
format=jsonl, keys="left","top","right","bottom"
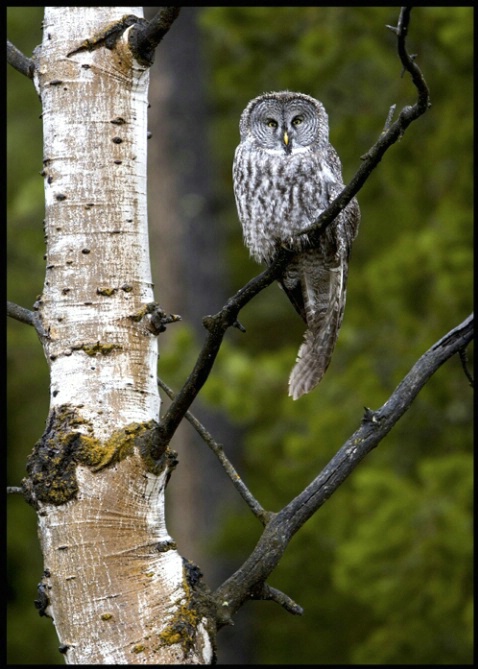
{"left": 129, "top": 7, "right": 181, "bottom": 66}
{"left": 7, "top": 300, "right": 36, "bottom": 327}
{"left": 251, "top": 583, "right": 304, "bottom": 616}
{"left": 7, "top": 39, "right": 34, "bottom": 78}
{"left": 302, "top": 7, "right": 430, "bottom": 248}
{"left": 458, "top": 348, "right": 474, "bottom": 387}
{"left": 213, "top": 313, "right": 474, "bottom": 625}
{"left": 157, "top": 6, "right": 431, "bottom": 450}
{"left": 7, "top": 300, "right": 47, "bottom": 339}
{"left": 156, "top": 258, "right": 288, "bottom": 449}
{"left": 158, "top": 376, "right": 271, "bottom": 524}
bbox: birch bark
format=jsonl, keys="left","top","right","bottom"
{"left": 22, "top": 7, "right": 215, "bottom": 663}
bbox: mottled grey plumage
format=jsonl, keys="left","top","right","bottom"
{"left": 233, "top": 91, "right": 360, "bottom": 399}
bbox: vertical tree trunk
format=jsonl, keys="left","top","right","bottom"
{"left": 22, "top": 7, "right": 215, "bottom": 663}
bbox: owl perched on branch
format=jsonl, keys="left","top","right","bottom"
{"left": 233, "top": 91, "right": 360, "bottom": 399}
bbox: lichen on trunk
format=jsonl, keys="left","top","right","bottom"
{"left": 23, "top": 7, "right": 216, "bottom": 663}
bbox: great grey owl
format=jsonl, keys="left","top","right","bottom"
{"left": 233, "top": 91, "right": 360, "bottom": 400}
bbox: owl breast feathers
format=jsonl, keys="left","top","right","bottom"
{"left": 233, "top": 91, "right": 360, "bottom": 399}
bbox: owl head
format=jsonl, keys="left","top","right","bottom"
{"left": 238, "top": 91, "right": 329, "bottom": 153}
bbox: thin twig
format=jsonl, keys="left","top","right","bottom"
{"left": 7, "top": 300, "right": 47, "bottom": 338}
{"left": 395, "top": 8, "right": 430, "bottom": 112}
{"left": 300, "top": 7, "right": 431, "bottom": 247}
{"left": 7, "top": 39, "right": 34, "bottom": 78}
{"left": 7, "top": 300, "right": 36, "bottom": 327}
{"left": 254, "top": 584, "right": 304, "bottom": 616}
{"left": 458, "top": 348, "right": 474, "bottom": 387}
{"left": 382, "top": 104, "right": 397, "bottom": 133}
{"left": 7, "top": 486, "right": 24, "bottom": 495}
{"left": 158, "top": 377, "right": 271, "bottom": 525}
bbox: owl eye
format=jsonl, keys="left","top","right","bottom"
{"left": 292, "top": 116, "right": 303, "bottom": 126}
{"left": 266, "top": 118, "right": 278, "bottom": 128}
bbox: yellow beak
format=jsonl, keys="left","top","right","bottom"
{"left": 283, "top": 131, "right": 289, "bottom": 146}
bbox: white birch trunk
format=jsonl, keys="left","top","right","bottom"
{"left": 23, "top": 7, "right": 215, "bottom": 664}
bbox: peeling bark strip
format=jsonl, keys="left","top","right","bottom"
{"left": 26, "top": 8, "right": 215, "bottom": 663}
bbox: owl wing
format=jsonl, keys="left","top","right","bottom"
{"left": 278, "top": 142, "right": 357, "bottom": 315}
{"left": 284, "top": 147, "right": 360, "bottom": 399}
{"left": 278, "top": 272, "right": 308, "bottom": 323}
{"left": 285, "top": 246, "right": 348, "bottom": 399}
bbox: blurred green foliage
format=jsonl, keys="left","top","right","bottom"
{"left": 194, "top": 6, "right": 473, "bottom": 664}
{"left": 8, "top": 6, "right": 472, "bottom": 665}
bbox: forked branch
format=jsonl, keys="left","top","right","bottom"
{"left": 213, "top": 314, "right": 474, "bottom": 624}
{"left": 7, "top": 39, "right": 34, "bottom": 78}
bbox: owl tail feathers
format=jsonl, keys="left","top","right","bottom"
{"left": 288, "top": 327, "right": 337, "bottom": 400}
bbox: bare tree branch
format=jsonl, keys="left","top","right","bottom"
{"left": 155, "top": 260, "right": 287, "bottom": 449}
{"left": 7, "top": 300, "right": 47, "bottom": 338}
{"left": 302, "top": 7, "right": 430, "bottom": 248}
{"left": 213, "top": 313, "right": 474, "bottom": 624}
{"left": 7, "top": 300, "right": 36, "bottom": 326}
{"left": 7, "top": 39, "right": 34, "bottom": 78}
{"left": 158, "top": 376, "right": 271, "bottom": 525}
{"left": 156, "top": 6, "right": 431, "bottom": 450}
{"left": 458, "top": 348, "right": 474, "bottom": 387}
{"left": 7, "top": 486, "right": 24, "bottom": 495}
{"left": 251, "top": 583, "right": 304, "bottom": 616}
{"left": 129, "top": 7, "right": 181, "bottom": 66}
